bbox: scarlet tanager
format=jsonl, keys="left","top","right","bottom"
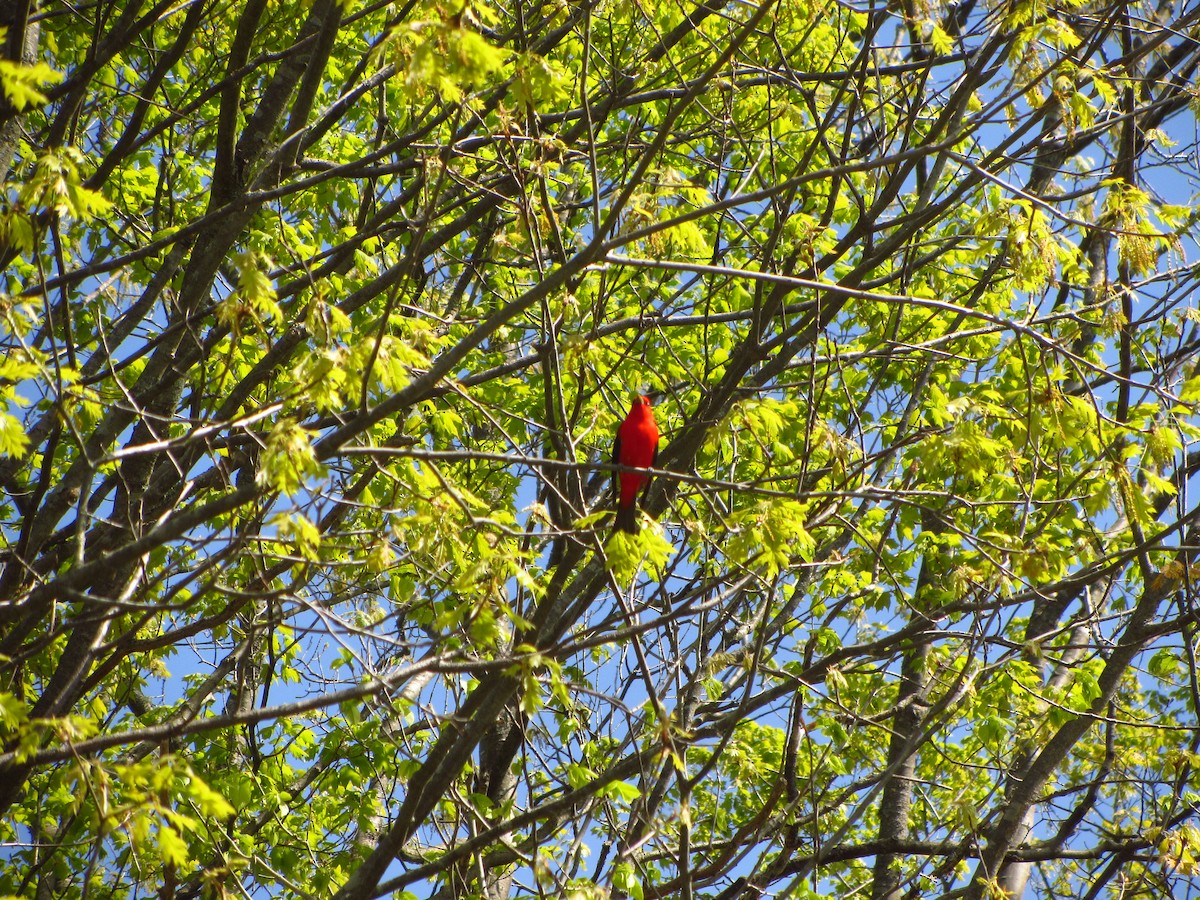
{"left": 612, "top": 395, "right": 660, "bottom": 533}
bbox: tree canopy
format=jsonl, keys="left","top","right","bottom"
{"left": 2, "top": 0, "right": 1200, "bottom": 898}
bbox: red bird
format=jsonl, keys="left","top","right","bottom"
{"left": 612, "top": 395, "right": 660, "bottom": 534}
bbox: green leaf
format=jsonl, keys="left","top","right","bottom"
{"left": 929, "top": 24, "right": 953, "bottom": 55}
{"left": 270, "top": 512, "right": 322, "bottom": 561}
{"left": 612, "top": 863, "right": 644, "bottom": 900}
{"left": 978, "top": 714, "right": 1012, "bottom": 750}
{"left": 19, "top": 146, "right": 111, "bottom": 220}
{"left": 186, "top": 770, "right": 235, "bottom": 819}
{"left": 0, "top": 413, "right": 28, "bottom": 458}
{"left": 157, "top": 824, "right": 189, "bottom": 867}
{"left": 600, "top": 780, "right": 641, "bottom": 803}
{"left": 0, "top": 692, "right": 29, "bottom": 737}
{"left": 259, "top": 420, "right": 325, "bottom": 495}
{"left": 0, "top": 58, "right": 62, "bottom": 111}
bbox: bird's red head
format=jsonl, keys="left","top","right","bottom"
{"left": 634, "top": 395, "right": 652, "bottom": 409}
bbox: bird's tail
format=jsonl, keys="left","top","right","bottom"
{"left": 614, "top": 504, "right": 639, "bottom": 534}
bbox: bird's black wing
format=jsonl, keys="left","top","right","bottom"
{"left": 611, "top": 433, "right": 622, "bottom": 503}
